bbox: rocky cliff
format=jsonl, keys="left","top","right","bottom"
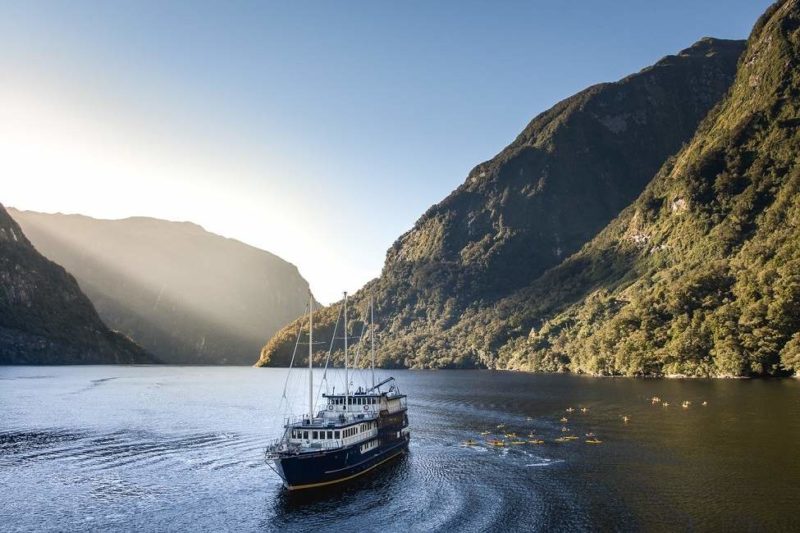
{"left": 480, "top": 0, "right": 800, "bottom": 377}
{"left": 258, "top": 36, "right": 746, "bottom": 369}
{"left": 0, "top": 204, "right": 152, "bottom": 364}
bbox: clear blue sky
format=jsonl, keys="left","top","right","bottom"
{"left": 1, "top": 0, "right": 772, "bottom": 303}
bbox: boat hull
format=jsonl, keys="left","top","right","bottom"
{"left": 276, "top": 434, "right": 409, "bottom": 490}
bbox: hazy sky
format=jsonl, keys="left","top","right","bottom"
{"left": 1, "top": 0, "right": 771, "bottom": 303}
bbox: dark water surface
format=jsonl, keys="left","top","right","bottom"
{"left": 1, "top": 367, "right": 798, "bottom": 532}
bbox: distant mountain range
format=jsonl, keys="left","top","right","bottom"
{"left": 10, "top": 210, "right": 313, "bottom": 364}
{"left": 0, "top": 203, "right": 152, "bottom": 364}
{"left": 261, "top": 1, "right": 800, "bottom": 377}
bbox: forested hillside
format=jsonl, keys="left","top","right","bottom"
{"left": 258, "top": 37, "right": 745, "bottom": 370}
{"left": 463, "top": 0, "right": 800, "bottom": 377}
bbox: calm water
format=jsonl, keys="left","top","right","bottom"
{"left": 1, "top": 367, "right": 798, "bottom": 532}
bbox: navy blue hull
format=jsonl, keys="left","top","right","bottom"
{"left": 278, "top": 435, "right": 409, "bottom": 490}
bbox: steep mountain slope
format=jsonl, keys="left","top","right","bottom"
{"left": 10, "top": 211, "right": 312, "bottom": 364}
{"left": 258, "top": 37, "right": 745, "bottom": 368}
{"left": 0, "top": 204, "right": 152, "bottom": 364}
{"left": 465, "top": 0, "right": 800, "bottom": 377}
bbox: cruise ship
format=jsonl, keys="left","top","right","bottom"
{"left": 264, "top": 292, "right": 410, "bottom": 490}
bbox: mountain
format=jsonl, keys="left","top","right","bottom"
{"left": 472, "top": 0, "right": 800, "bottom": 377}
{"left": 0, "top": 203, "right": 152, "bottom": 364}
{"left": 258, "top": 36, "right": 746, "bottom": 369}
{"left": 9, "top": 211, "right": 313, "bottom": 364}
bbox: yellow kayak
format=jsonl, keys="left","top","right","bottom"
{"left": 528, "top": 439, "right": 544, "bottom": 445}
{"left": 564, "top": 435, "right": 579, "bottom": 441}
{"left": 554, "top": 437, "right": 569, "bottom": 443}
{"left": 488, "top": 439, "right": 506, "bottom": 447}
{"left": 585, "top": 439, "right": 603, "bottom": 444}
{"left": 504, "top": 432, "right": 518, "bottom": 438}
{"left": 479, "top": 431, "right": 490, "bottom": 436}
{"left": 510, "top": 440, "right": 526, "bottom": 445}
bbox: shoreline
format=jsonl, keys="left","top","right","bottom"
{"left": 2, "top": 363, "right": 796, "bottom": 379}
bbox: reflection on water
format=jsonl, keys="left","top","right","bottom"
{"left": 0, "top": 366, "right": 798, "bottom": 532}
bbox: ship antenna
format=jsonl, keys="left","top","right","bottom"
{"left": 370, "top": 294, "right": 375, "bottom": 389}
{"left": 308, "top": 290, "right": 314, "bottom": 421}
{"left": 344, "top": 291, "right": 349, "bottom": 408}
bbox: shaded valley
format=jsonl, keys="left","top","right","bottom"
{"left": 0, "top": 204, "right": 152, "bottom": 364}
{"left": 10, "top": 211, "right": 312, "bottom": 364}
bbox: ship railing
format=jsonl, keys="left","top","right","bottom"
{"left": 277, "top": 439, "right": 347, "bottom": 452}
{"left": 282, "top": 414, "right": 330, "bottom": 427}
{"left": 285, "top": 412, "right": 378, "bottom": 427}
{"left": 264, "top": 437, "right": 288, "bottom": 458}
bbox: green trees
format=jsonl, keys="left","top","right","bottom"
{"left": 259, "top": 3, "right": 800, "bottom": 378}
{"left": 484, "top": 0, "right": 800, "bottom": 377}
{"left": 780, "top": 334, "right": 800, "bottom": 374}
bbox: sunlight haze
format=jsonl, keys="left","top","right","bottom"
{"left": 1, "top": 0, "right": 771, "bottom": 303}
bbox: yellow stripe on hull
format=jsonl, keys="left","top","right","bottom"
{"left": 286, "top": 450, "right": 406, "bottom": 491}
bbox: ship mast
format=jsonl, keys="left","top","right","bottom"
{"left": 308, "top": 291, "right": 313, "bottom": 421}
{"left": 370, "top": 295, "right": 375, "bottom": 389}
{"left": 344, "top": 291, "right": 349, "bottom": 407}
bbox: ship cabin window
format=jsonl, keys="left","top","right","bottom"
{"left": 327, "top": 431, "right": 333, "bottom": 439}
{"left": 312, "top": 431, "right": 318, "bottom": 439}
{"left": 303, "top": 431, "right": 308, "bottom": 439}
{"left": 335, "top": 431, "right": 340, "bottom": 439}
